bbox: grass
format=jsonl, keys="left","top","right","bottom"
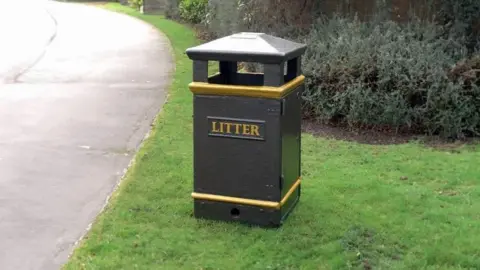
{"left": 64, "top": 3, "right": 480, "bottom": 270}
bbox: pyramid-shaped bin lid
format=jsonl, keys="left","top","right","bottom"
{"left": 186, "top": 32, "right": 307, "bottom": 64}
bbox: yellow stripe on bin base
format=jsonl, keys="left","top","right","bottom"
{"left": 191, "top": 178, "right": 301, "bottom": 210}
{"left": 189, "top": 75, "right": 305, "bottom": 99}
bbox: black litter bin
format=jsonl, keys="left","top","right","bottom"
{"left": 186, "top": 32, "right": 307, "bottom": 227}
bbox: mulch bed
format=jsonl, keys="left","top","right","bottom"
{"left": 302, "top": 120, "right": 479, "bottom": 151}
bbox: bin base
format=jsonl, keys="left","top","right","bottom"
{"left": 193, "top": 188, "right": 300, "bottom": 228}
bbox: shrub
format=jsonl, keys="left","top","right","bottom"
{"left": 128, "top": 0, "right": 142, "bottom": 9}
{"left": 179, "top": 0, "right": 208, "bottom": 24}
{"left": 437, "top": 0, "right": 480, "bottom": 53}
{"left": 301, "top": 16, "right": 480, "bottom": 138}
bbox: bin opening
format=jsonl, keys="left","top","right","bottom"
{"left": 203, "top": 59, "right": 301, "bottom": 87}
{"left": 208, "top": 72, "right": 300, "bottom": 87}
{"left": 230, "top": 208, "right": 240, "bottom": 217}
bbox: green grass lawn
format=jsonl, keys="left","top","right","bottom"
{"left": 64, "top": 4, "right": 480, "bottom": 270}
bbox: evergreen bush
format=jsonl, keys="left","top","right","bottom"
{"left": 301, "top": 16, "right": 479, "bottom": 138}
{"left": 128, "top": 0, "right": 142, "bottom": 9}
{"left": 179, "top": 0, "right": 208, "bottom": 24}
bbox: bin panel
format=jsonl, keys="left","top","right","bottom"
{"left": 194, "top": 200, "right": 282, "bottom": 227}
{"left": 193, "top": 95, "right": 282, "bottom": 201}
{"left": 281, "top": 85, "right": 302, "bottom": 197}
{"left": 280, "top": 86, "right": 303, "bottom": 218}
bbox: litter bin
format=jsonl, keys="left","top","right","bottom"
{"left": 186, "top": 32, "right": 307, "bottom": 227}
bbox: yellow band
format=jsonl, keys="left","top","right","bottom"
{"left": 192, "top": 178, "right": 301, "bottom": 209}
{"left": 189, "top": 75, "right": 305, "bottom": 99}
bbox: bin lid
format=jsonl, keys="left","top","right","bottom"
{"left": 186, "top": 32, "right": 307, "bottom": 64}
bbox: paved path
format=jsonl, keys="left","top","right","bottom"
{"left": 0, "top": 1, "right": 174, "bottom": 269}
{"left": 0, "top": 0, "right": 56, "bottom": 83}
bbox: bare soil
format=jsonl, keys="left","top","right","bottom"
{"left": 302, "top": 120, "right": 479, "bottom": 151}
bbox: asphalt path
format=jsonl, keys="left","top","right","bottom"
{"left": 0, "top": 1, "right": 174, "bottom": 269}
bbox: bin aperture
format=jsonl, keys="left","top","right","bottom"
{"left": 186, "top": 32, "right": 307, "bottom": 227}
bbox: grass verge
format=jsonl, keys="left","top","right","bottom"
{"left": 64, "top": 4, "right": 480, "bottom": 270}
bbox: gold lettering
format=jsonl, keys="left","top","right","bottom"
{"left": 212, "top": 121, "right": 220, "bottom": 132}
{"left": 242, "top": 124, "right": 251, "bottom": 135}
{"left": 234, "top": 123, "right": 241, "bottom": 134}
{"left": 213, "top": 121, "right": 262, "bottom": 137}
{"left": 225, "top": 123, "right": 232, "bottom": 134}
{"left": 251, "top": 125, "right": 260, "bottom": 136}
